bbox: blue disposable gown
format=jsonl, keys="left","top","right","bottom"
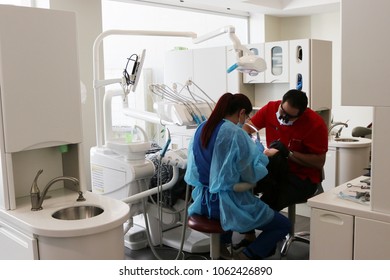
{"left": 185, "top": 119, "right": 274, "bottom": 233}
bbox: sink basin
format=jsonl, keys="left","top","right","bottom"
{"left": 52, "top": 205, "right": 104, "bottom": 220}
{"left": 334, "top": 138, "right": 359, "bottom": 142}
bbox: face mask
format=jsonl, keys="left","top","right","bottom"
{"left": 236, "top": 114, "right": 245, "bottom": 128}
{"left": 276, "top": 111, "right": 295, "bottom": 126}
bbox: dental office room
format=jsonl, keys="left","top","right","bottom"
{"left": 0, "top": 0, "right": 389, "bottom": 275}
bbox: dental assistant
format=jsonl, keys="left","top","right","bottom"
{"left": 185, "top": 92, "right": 291, "bottom": 260}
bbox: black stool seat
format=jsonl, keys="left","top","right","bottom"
{"left": 188, "top": 214, "right": 225, "bottom": 233}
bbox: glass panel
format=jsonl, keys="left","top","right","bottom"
{"left": 271, "top": 46, "right": 282, "bottom": 76}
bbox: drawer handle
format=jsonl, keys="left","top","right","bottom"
{"left": 319, "top": 214, "right": 344, "bottom": 225}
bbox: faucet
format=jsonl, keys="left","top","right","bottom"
{"left": 328, "top": 122, "right": 349, "bottom": 138}
{"left": 30, "top": 169, "right": 85, "bottom": 211}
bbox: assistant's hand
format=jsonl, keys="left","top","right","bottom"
{"left": 269, "top": 140, "right": 289, "bottom": 158}
{"left": 264, "top": 148, "right": 279, "bottom": 157}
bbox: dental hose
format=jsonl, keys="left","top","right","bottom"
{"left": 141, "top": 178, "right": 192, "bottom": 260}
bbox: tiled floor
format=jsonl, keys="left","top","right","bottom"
{"left": 124, "top": 214, "right": 311, "bottom": 260}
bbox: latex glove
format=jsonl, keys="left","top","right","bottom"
{"left": 254, "top": 138, "right": 265, "bottom": 153}
{"left": 269, "top": 140, "right": 289, "bottom": 158}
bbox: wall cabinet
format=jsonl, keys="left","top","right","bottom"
{"left": 265, "top": 41, "right": 289, "bottom": 83}
{"left": 244, "top": 39, "right": 332, "bottom": 115}
{"left": 0, "top": 6, "right": 83, "bottom": 210}
{"left": 289, "top": 39, "right": 332, "bottom": 111}
{"left": 244, "top": 41, "right": 289, "bottom": 84}
{"left": 341, "top": 0, "right": 390, "bottom": 106}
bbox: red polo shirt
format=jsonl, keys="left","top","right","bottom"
{"left": 251, "top": 100, "right": 328, "bottom": 183}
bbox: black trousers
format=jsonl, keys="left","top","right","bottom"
{"left": 256, "top": 173, "right": 318, "bottom": 212}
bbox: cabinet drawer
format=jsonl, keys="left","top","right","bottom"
{"left": 310, "top": 208, "right": 353, "bottom": 259}
{"left": 0, "top": 220, "right": 38, "bottom": 260}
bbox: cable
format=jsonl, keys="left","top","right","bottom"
{"left": 123, "top": 53, "right": 138, "bottom": 86}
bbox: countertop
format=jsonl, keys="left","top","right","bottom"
{"left": 0, "top": 188, "right": 130, "bottom": 238}
{"left": 308, "top": 176, "right": 390, "bottom": 223}
{"left": 328, "top": 137, "right": 372, "bottom": 148}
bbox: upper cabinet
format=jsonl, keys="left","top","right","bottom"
{"left": 289, "top": 39, "right": 332, "bottom": 111}
{"left": 245, "top": 41, "right": 289, "bottom": 84}
{"left": 0, "top": 6, "right": 82, "bottom": 153}
{"left": 341, "top": 0, "right": 390, "bottom": 106}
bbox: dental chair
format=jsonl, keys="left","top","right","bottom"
{"left": 280, "top": 183, "right": 324, "bottom": 257}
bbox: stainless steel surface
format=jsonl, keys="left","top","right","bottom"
{"left": 334, "top": 138, "right": 359, "bottom": 142}
{"left": 52, "top": 205, "right": 104, "bottom": 220}
{"left": 30, "top": 173, "right": 83, "bottom": 211}
{"left": 328, "top": 122, "right": 349, "bottom": 138}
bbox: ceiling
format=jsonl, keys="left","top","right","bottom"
{"left": 124, "top": 0, "right": 340, "bottom": 17}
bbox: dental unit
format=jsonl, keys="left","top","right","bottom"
{"left": 90, "top": 26, "right": 267, "bottom": 259}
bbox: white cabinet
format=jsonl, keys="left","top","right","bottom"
{"left": 0, "top": 6, "right": 83, "bottom": 210}
{"left": 309, "top": 177, "right": 390, "bottom": 260}
{"left": 193, "top": 47, "right": 228, "bottom": 103}
{"left": 265, "top": 41, "right": 289, "bottom": 83}
{"left": 322, "top": 147, "right": 337, "bottom": 192}
{"left": 289, "top": 39, "right": 332, "bottom": 111}
{"left": 311, "top": 208, "right": 390, "bottom": 260}
{"left": 243, "top": 41, "right": 289, "bottom": 84}
{"left": 310, "top": 208, "right": 354, "bottom": 260}
{"left": 0, "top": 220, "right": 38, "bottom": 260}
{"left": 341, "top": 0, "right": 390, "bottom": 106}
{"left": 325, "top": 139, "right": 371, "bottom": 188}
{"left": 0, "top": 7, "right": 82, "bottom": 153}
{"left": 354, "top": 217, "right": 390, "bottom": 259}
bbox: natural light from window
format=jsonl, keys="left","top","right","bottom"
{"left": 101, "top": 0, "right": 249, "bottom": 137}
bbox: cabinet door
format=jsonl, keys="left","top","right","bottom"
{"left": 289, "top": 39, "right": 310, "bottom": 92}
{"left": 310, "top": 208, "right": 354, "bottom": 259}
{"left": 193, "top": 46, "right": 227, "bottom": 103}
{"left": 341, "top": 0, "right": 390, "bottom": 106}
{"left": 0, "top": 6, "right": 82, "bottom": 152}
{"left": 243, "top": 44, "right": 265, "bottom": 83}
{"left": 354, "top": 217, "right": 390, "bottom": 259}
{"left": 322, "top": 147, "right": 337, "bottom": 192}
{"left": 164, "top": 49, "right": 194, "bottom": 89}
{"left": 0, "top": 220, "right": 38, "bottom": 259}
{"left": 264, "top": 41, "right": 289, "bottom": 83}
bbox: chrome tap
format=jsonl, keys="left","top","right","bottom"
{"left": 30, "top": 170, "right": 85, "bottom": 211}
{"left": 328, "top": 122, "right": 349, "bottom": 138}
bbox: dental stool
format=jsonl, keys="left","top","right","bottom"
{"left": 188, "top": 214, "right": 226, "bottom": 260}
{"left": 280, "top": 183, "right": 324, "bottom": 256}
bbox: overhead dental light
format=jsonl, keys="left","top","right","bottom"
{"left": 193, "top": 25, "right": 267, "bottom": 76}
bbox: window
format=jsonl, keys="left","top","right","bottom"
{"left": 101, "top": 1, "right": 248, "bottom": 140}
